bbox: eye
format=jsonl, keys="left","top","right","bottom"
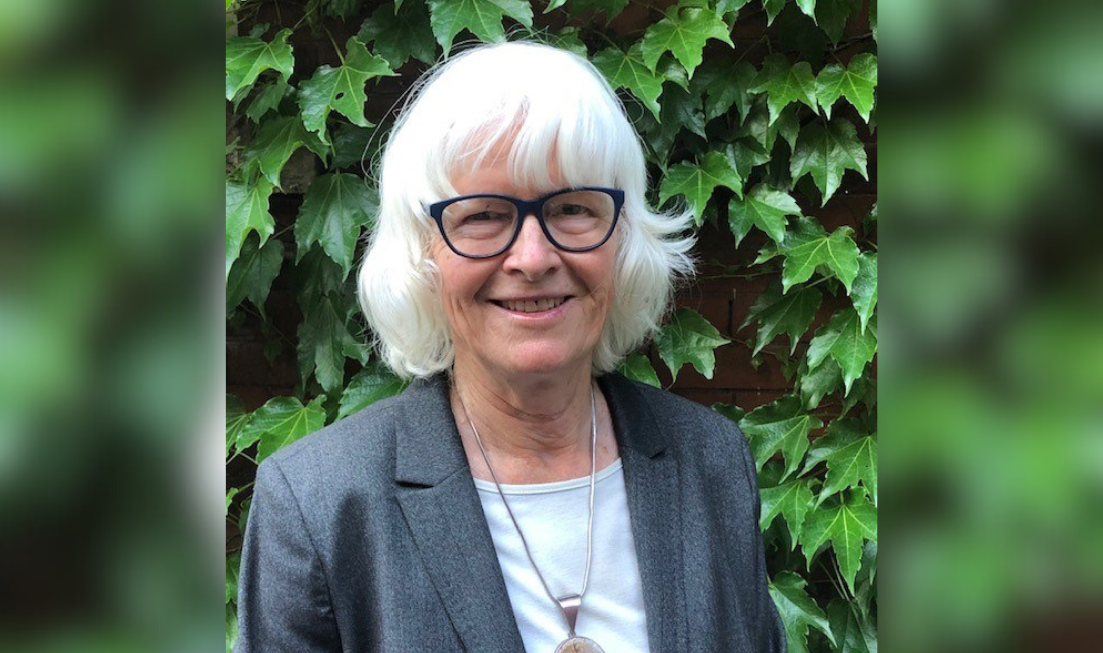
{"left": 461, "top": 211, "right": 512, "bottom": 224}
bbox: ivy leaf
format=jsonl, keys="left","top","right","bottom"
{"left": 323, "top": 0, "right": 365, "bottom": 19}
{"left": 807, "top": 309, "right": 877, "bottom": 395}
{"left": 226, "top": 604, "right": 238, "bottom": 653}
{"left": 760, "top": 478, "right": 815, "bottom": 545}
{"left": 358, "top": 0, "right": 438, "bottom": 68}
{"left": 739, "top": 395, "right": 822, "bottom": 479}
{"left": 426, "top": 0, "right": 534, "bottom": 53}
{"left": 694, "top": 59, "right": 756, "bottom": 123}
{"left": 716, "top": 0, "right": 752, "bottom": 14}
{"left": 294, "top": 173, "right": 377, "bottom": 276}
{"left": 851, "top": 252, "right": 877, "bottom": 333}
{"left": 728, "top": 184, "right": 801, "bottom": 247}
{"left": 338, "top": 362, "right": 408, "bottom": 419}
{"left": 654, "top": 307, "right": 730, "bottom": 381}
{"left": 816, "top": 53, "right": 877, "bottom": 122}
{"left": 226, "top": 394, "right": 253, "bottom": 456}
{"left": 762, "top": 0, "right": 786, "bottom": 25}
{"left": 827, "top": 599, "right": 877, "bottom": 653}
{"left": 795, "top": 0, "right": 817, "bottom": 20}
{"left": 804, "top": 421, "right": 877, "bottom": 505}
{"left": 801, "top": 490, "right": 877, "bottom": 593}
{"left": 226, "top": 551, "right": 240, "bottom": 604}
{"left": 298, "top": 37, "right": 395, "bottom": 142}
{"left": 246, "top": 77, "right": 290, "bottom": 123}
{"left": 226, "top": 28, "right": 294, "bottom": 101}
{"left": 226, "top": 488, "right": 240, "bottom": 516}
{"left": 593, "top": 44, "right": 665, "bottom": 119}
{"left": 640, "top": 7, "right": 734, "bottom": 79}
{"left": 254, "top": 396, "right": 328, "bottom": 463}
{"left": 712, "top": 402, "right": 746, "bottom": 424}
{"left": 790, "top": 118, "right": 867, "bottom": 205}
{"left": 768, "top": 571, "right": 834, "bottom": 653}
{"left": 617, "top": 352, "right": 661, "bottom": 388}
{"left": 658, "top": 151, "right": 743, "bottom": 226}
{"left": 742, "top": 283, "right": 823, "bottom": 356}
{"left": 725, "top": 139, "right": 771, "bottom": 182}
{"left": 246, "top": 115, "right": 327, "bottom": 187}
{"left": 815, "top": 0, "right": 854, "bottom": 44}
{"left": 748, "top": 54, "right": 818, "bottom": 125}
{"left": 226, "top": 178, "right": 275, "bottom": 278}
{"left": 799, "top": 356, "right": 841, "bottom": 410}
{"left": 227, "top": 234, "right": 284, "bottom": 314}
{"left": 297, "top": 295, "right": 360, "bottom": 394}
{"left": 780, "top": 218, "right": 861, "bottom": 293}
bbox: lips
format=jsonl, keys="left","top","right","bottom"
{"left": 492, "top": 297, "right": 570, "bottom": 313}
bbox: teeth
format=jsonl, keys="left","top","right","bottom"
{"left": 501, "top": 297, "right": 566, "bottom": 313}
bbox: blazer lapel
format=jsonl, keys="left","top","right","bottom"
{"left": 393, "top": 377, "right": 525, "bottom": 653}
{"left": 601, "top": 374, "right": 685, "bottom": 653}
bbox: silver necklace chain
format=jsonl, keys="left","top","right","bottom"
{"left": 459, "top": 385, "right": 598, "bottom": 635}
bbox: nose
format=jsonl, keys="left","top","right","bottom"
{"left": 502, "top": 213, "right": 559, "bottom": 279}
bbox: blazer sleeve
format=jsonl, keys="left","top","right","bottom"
{"left": 235, "top": 458, "right": 341, "bottom": 653}
{"left": 737, "top": 431, "right": 788, "bottom": 653}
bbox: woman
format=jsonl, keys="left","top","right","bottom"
{"left": 236, "top": 42, "right": 784, "bottom": 653}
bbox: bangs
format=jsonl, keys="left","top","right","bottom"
{"left": 415, "top": 46, "right": 630, "bottom": 199}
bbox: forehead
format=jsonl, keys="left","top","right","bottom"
{"left": 449, "top": 134, "right": 567, "bottom": 196}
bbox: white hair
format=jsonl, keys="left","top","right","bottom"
{"left": 358, "top": 41, "right": 695, "bottom": 379}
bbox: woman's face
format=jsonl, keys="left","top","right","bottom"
{"left": 430, "top": 153, "right": 618, "bottom": 379}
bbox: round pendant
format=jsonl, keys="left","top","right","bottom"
{"left": 554, "top": 636, "right": 605, "bottom": 653}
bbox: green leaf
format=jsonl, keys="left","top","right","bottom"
{"left": 815, "top": 0, "right": 854, "bottom": 44}
{"left": 294, "top": 173, "right": 377, "bottom": 276}
{"left": 227, "top": 234, "right": 284, "bottom": 314}
{"left": 331, "top": 123, "right": 378, "bottom": 170}
{"left": 246, "top": 77, "right": 290, "bottom": 123}
{"left": 617, "top": 352, "right": 661, "bottom": 388}
{"left": 226, "top": 603, "right": 238, "bottom": 653}
{"left": 806, "top": 309, "right": 877, "bottom": 395}
{"left": 298, "top": 37, "right": 395, "bottom": 142}
{"left": 724, "top": 139, "right": 770, "bottom": 182}
{"left": 659, "top": 151, "right": 743, "bottom": 226}
{"left": 694, "top": 59, "right": 756, "bottom": 123}
{"left": 795, "top": 0, "right": 817, "bottom": 19}
{"left": 739, "top": 395, "right": 821, "bottom": 479}
{"left": 654, "top": 308, "right": 730, "bottom": 381}
{"left": 712, "top": 402, "right": 746, "bottom": 424}
{"left": 358, "top": 0, "right": 438, "bottom": 67}
{"left": 816, "top": 54, "right": 877, "bottom": 122}
{"left": 426, "top": 0, "right": 534, "bottom": 53}
{"left": 254, "top": 396, "right": 328, "bottom": 463}
{"left": 742, "top": 283, "right": 822, "bottom": 356}
{"left": 762, "top": 0, "right": 786, "bottom": 25}
{"left": 660, "top": 84, "right": 707, "bottom": 140}
{"left": 323, "top": 0, "right": 365, "bottom": 19}
{"left": 226, "top": 178, "right": 275, "bottom": 278}
{"left": 640, "top": 7, "right": 734, "bottom": 78}
{"left": 805, "top": 422, "right": 877, "bottom": 505}
{"left": 226, "top": 488, "right": 240, "bottom": 516}
{"left": 748, "top": 54, "right": 818, "bottom": 125}
{"left": 226, "top": 551, "right": 240, "bottom": 604}
{"left": 557, "top": 0, "right": 629, "bottom": 20}
{"left": 799, "top": 356, "right": 841, "bottom": 409}
{"left": 768, "top": 571, "right": 834, "bottom": 653}
{"left": 780, "top": 218, "right": 861, "bottom": 293}
{"left": 226, "top": 28, "right": 294, "bottom": 101}
{"left": 593, "top": 44, "right": 666, "bottom": 119}
{"left": 226, "top": 395, "right": 252, "bottom": 456}
{"left": 338, "top": 362, "right": 408, "bottom": 420}
{"left": 827, "top": 599, "right": 877, "bottom": 653}
{"left": 851, "top": 252, "right": 877, "bottom": 333}
{"left": 790, "top": 118, "right": 867, "bottom": 205}
{"left": 801, "top": 490, "right": 877, "bottom": 592}
{"left": 716, "top": 0, "right": 752, "bottom": 14}
{"left": 728, "top": 184, "right": 801, "bottom": 247}
{"left": 246, "top": 115, "right": 327, "bottom": 187}
{"left": 297, "top": 295, "right": 360, "bottom": 394}
{"left": 760, "top": 478, "right": 815, "bottom": 544}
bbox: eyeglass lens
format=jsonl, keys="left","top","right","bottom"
{"left": 440, "top": 190, "right": 616, "bottom": 257}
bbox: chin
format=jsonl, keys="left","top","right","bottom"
{"left": 496, "top": 345, "right": 589, "bottom": 377}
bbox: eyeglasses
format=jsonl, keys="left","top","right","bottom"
{"left": 427, "top": 187, "right": 624, "bottom": 259}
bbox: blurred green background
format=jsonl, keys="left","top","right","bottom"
{"left": 1, "top": 0, "right": 1101, "bottom": 650}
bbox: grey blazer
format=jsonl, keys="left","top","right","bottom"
{"left": 235, "top": 373, "right": 785, "bottom": 653}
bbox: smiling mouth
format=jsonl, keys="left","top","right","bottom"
{"left": 491, "top": 297, "right": 570, "bottom": 313}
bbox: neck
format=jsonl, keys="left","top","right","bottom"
{"left": 450, "top": 359, "right": 613, "bottom": 483}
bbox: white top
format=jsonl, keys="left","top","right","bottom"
{"left": 474, "top": 459, "right": 651, "bottom": 653}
